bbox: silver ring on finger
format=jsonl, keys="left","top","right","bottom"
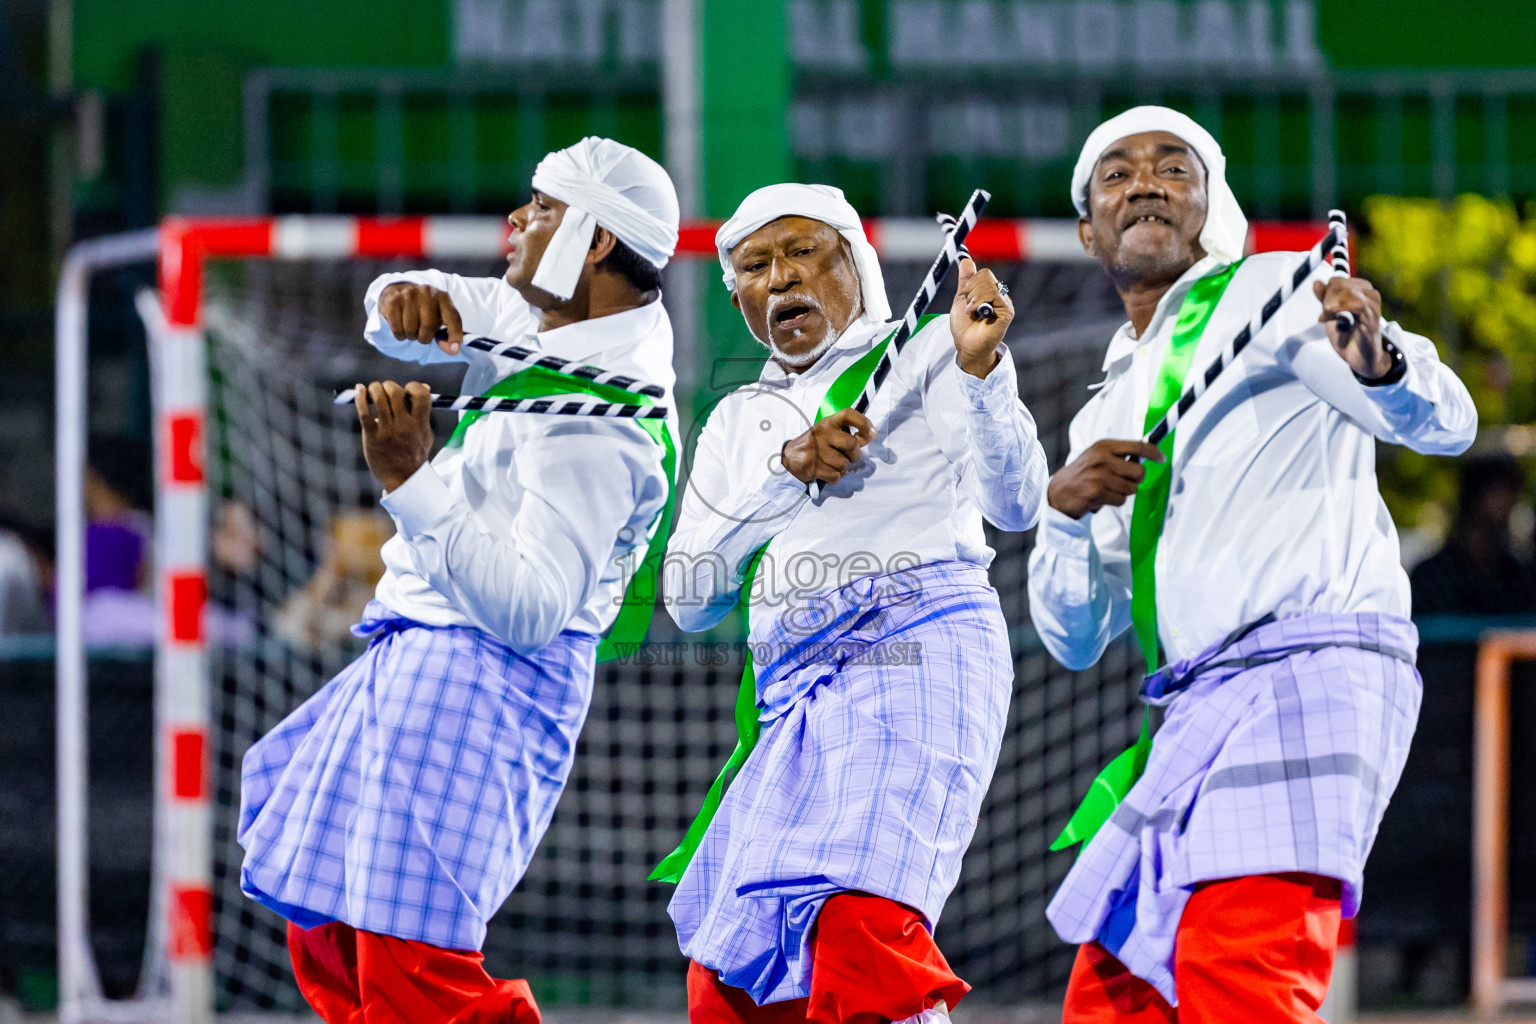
{"left": 997, "top": 283, "right": 1011, "bottom": 297}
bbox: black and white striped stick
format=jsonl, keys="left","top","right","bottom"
{"left": 935, "top": 212, "right": 1008, "bottom": 320}
{"left": 808, "top": 189, "right": 990, "bottom": 499}
{"left": 850, "top": 189, "right": 991, "bottom": 418}
{"left": 1327, "top": 209, "right": 1356, "bottom": 335}
{"left": 334, "top": 387, "right": 668, "bottom": 420}
{"left": 1143, "top": 210, "right": 1352, "bottom": 448}
{"left": 432, "top": 330, "right": 667, "bottom": 399}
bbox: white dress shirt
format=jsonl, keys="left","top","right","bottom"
{"left": 1027, "top": 253, "right": 1477, "bottom": 669}
{"left": 360, "top": 270, "right": 675, "bottom": 654}
{"left": 666, "top": 313, "right": 1049, "bottom": 641}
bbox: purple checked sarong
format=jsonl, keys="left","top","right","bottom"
{"left": 669, "top": 560, "right": 1014, "bottom": 1005}
{"left": 1046, "top": 611, "right": 1421, "bottom": 1006}
{"left": 238, "top": 601, "right": 597, "bottom": 951}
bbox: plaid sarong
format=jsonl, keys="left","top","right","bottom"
{"left": 669, "top": 561, "right": 1013, "bottom": 1005}
{"left": 238, "top": 601, "right": 598, "bottom": 951}
{"left": 1046, "top": 612, "right": 1420, "bottom": 1006}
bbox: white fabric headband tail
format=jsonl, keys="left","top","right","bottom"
{"left": 528, "top": 137, "right": 680, "bottom": 302}
{"left": 1070, "top": 105, "right": 1248, "bottom": 265}
{"left": 713, "top": 183, "right": 892, "bottom": 324}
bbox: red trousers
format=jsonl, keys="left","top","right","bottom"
{"left": 287, "top": 920, "right": 540, "bottom": 1024}
{"left": 688, "top": 891, "right": 969, "bottom": 1024}
{"left": 1062, "top": 873, "right": 1344, "bottom": 1024}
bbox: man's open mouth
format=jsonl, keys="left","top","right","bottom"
{"left": 772, "top": 303, "right": 816, "bottom": 330}
{"left": 1123, "top": 213, "right": 1173, "bottom": 230}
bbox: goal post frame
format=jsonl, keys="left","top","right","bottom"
{"left": 54, "top": 213, "right": 1324, "bottom": 1023}
{"left": 1471, "top": 629, "right": 1536, "bottom": 1017}
{"left": 56, "top": 229, "right": 163, "bottom": 1024}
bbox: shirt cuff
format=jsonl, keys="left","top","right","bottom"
{"left": 762, "top": 453, "right": 812, "bottom": 508}
{"left": 1354, "top": 322, "right": 1418, "bottom": 406}
{"left": 1040, "top": 503, "right": 1094, "bottom": 555}
{"left": 952, "top": 344, "right": 1017, "bottom": 409}
{"left": 379, "top": 462, "right": 457, "bottom": 535}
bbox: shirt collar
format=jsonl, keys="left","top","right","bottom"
{"left": 1099, "top": 254, "right": 1227, "bottom": 376}
{"left": 532, "top": 299, "right": 664, "bottom": 363}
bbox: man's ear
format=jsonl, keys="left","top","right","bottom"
{"left": 587, "top": 226, "right": 619, "bottom": 265}
{"left": 1078, "top": 215, "right": 1096, "bottom": 258}
{"left": 730, "top": 291, "right": 742, "bottom": 312}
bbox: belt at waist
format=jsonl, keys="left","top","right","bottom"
{"left": 1140, "top": 610, "right": 1419, "bottom": 706}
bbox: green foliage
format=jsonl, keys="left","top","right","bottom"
{"left": 1358, "top": 194, "right": 1533, "bottom": 529}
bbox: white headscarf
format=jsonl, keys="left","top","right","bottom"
{"left": 714, "top": 183, "right": 892, "bottom": 324}
{"left": 1070, "top": 106, "right": 1248, "bottom": 265}
{"left": 528, "top": 136, "right": 680, "bottom": 301}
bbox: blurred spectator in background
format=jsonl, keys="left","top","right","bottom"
{"left": 1411, "top": 455, "right": 1536, "bottom": 615}
{"left": 85, "top": 436, "right": 153, "bottom": 593}
{"left": 212, "top": 499, "right": 259, "bottom": 581}
{"left": 272, "top": 507, "right": 392, "bottom": 651}
{"left": 208, "top": 499, "right": 261, "bottom": 648}
{"left": 82, "top": 435, "right": 156, "bottom": 646}
{"left": 0, "top": 513, "right": 52, "bottom": 635}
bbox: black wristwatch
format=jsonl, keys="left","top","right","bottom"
{"left": 1355, "top": 337, "right": 1407, "bottom": 387}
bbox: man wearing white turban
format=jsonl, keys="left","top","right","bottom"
{"left": 657, "top": 183, "right": 1049, "bottom": 1022}
{"left": 1028, "top": 107, "right": 1477, "bottom": 1021}
{"left": 237, "top": 137, "right": 679, "bottom": 1024}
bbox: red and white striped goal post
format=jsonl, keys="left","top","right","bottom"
{"left": 55, "top": 213, "right": 1334, "bottom": 1024}
{"left": 156, "top": 214, "right": 1328, "bottom": 320}
{"left": 1472, "top": 630, "right": 1536, "bottom": 1017}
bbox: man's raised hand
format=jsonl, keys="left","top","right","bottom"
{"left": 1046, "top": 439, "right": 1166, "bottom": 519}
{"left": 1313, "top": 276, "right": 1391, "bottom": 380}
{"left": 356, "top": 381, "right": 435, "bottom": 493}
{"left": 781, "top": 409, "right": 877, "bottom": 486}
{"left": 379, "top": 283, "right": 466, "bottom": 355}
{"left": 949, "top": 256, "right": 1014, "bottom": 378}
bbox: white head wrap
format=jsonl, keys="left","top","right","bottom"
{"left": 1070, "top": 106, "right": 1248, "bottom": 265}
{"left": 528, "top": 136, "right": 680, "bottom": 301}
{"left": 714, "top": 183, "right": 892, "bottom": 324}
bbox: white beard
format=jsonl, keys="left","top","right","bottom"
{"left": 752, "top": 292, "right": 861, "bottom": 370}
{"left": 767, "top": 327, "right": 837, "bottom": 369}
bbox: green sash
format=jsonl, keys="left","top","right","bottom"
{"left": 646, "top": 544, "right": 767, "bottom": 884}
{"left": 649, "top": 316, "right": 936, "bottom": 884}
{"left": 446, "top": 364, "right": 677, "bottom": 665}
{"left": 1048, "top": 262, "right": 1239, "bottom": 853}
